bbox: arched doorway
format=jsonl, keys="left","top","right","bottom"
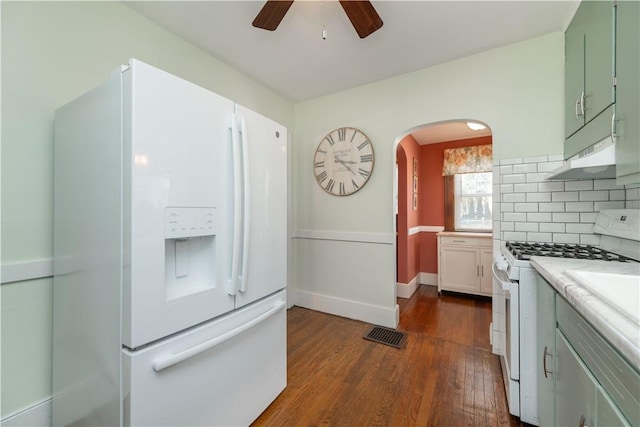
{"left": 394, "top": 120, "right": 492, "bottom": 300}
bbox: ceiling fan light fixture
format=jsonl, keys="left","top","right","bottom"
{"left": 466, "top": 122, "right": 487, "bottom": 131}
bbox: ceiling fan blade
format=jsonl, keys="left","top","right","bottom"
{"left": 339, "top": 1, "right": 383, "bottom": 39}
{"left": 252, "top": 1, "right": 295, "bottom": 31}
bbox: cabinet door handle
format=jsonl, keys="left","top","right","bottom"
{"left": 477, "top": 265, "right": 480, "bottom": 276}
{"left": 543, "top": 345, "right": 553, "bottom": 379}
{"left": 575, "top": 97, "right": 581, "bottom": 118}
{"left": 575, "top": 91, "right": 585, "bottom": 118}
{"left": 611, "top": 112, "right": 617, "bottom": 139}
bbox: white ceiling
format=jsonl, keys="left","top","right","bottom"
{"left": 124, "top": 0, "right": 578, "bottom": 143}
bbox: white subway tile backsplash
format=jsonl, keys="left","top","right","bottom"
{"left": 565, "top": 201, "right": 594, "bottom": 212}
{"left": 515, "top": 222, "right": 539, "bottom": 232}
{"left": 526, "top": 172, "right": 549, "bottom": 183}
{"left": 580, "top": 234, "right": 601, "bottom": 245}
{"left": 537, "top": 161, "right": 564, "bottom": 172}
{"left": 515, "top": 203, "right": 539, "bottom": 212}
{"left": 579, "top": 190, "right": 609, "bottom": 201}
{"left": 594, "top": 201, "right": 625, "bottom": 210}
{"left": 527, "top": 192, "right": 552, "bottom": 202}
{"left": 503, "top": 212, "right": 527, "bottom": 222}
{"left": 540, "top": 223, "right": 565, "bottom": 233}
{"left": 503, "top": 193, "right": 526, "bottom": 203}
{"left": 610, "top": 190, "right": 626, "bottom": 201}
{"left": 513, "top": 163, "right": 537, "bottom": 174}
{"left": 565, "top": 180, "right": 593, "bottom": 191}
{"left": 514, "top": 183, "right": 538, "bottom": 193}
{"left": 625, "top": 187, "right": 640, "bottom": 200}
{"left": 503, "top": 231, "right": 527, "bottom": 241}
{"left": 528, "top": 212, "right": 552, "bottom": 222}
{"left": 503, "top": 174, "right": 526, "bottom": 184}
{"left": 539, "top": 202, "right": 566, "bottom": 212}
{"left": 538, "top": 181, "right": 565, "bottom": 192}
{"left": 500, "top": 158, "right": 523, "bottom": 165}
{"left": 553, "top": 234, "right": 580, "bottom": 244}
{"left": 499, "top": 165, "right": 513, "bottom": 175}
{"left": 594, "top": 179, "right": 621, "bottom": 190}
{"left": 580, "top": 213, "right": 598, "bottom": 223}
{"left": 495, "top": 156, "right": 634, "bottom": 248}
{"left": 566, "top": 223, "right": 594, "bottom": 234}
{"left": 552, "top": 192, "right": 579, "bottom": 202}
{"left": 500, "top": 184, "right": 514, "bottom": 194}
{"left": 527, "top": 232, "right": 553, "bottom": 242}
{"left": 553, "top": 213, "right": 580, "bottom": 223}
{"left": 501, "top": 222, "right": 515, "bottom": 231}
{"left": 523, "top": 155, "right": 550, "bottom": 163}
{"left": 501, "top": 203, "right": 514, "bottom": 212}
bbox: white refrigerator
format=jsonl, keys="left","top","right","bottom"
{"left": 53, "top": 59, "right": 287, "bottom": 426}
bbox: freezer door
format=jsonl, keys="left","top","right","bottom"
{"left": 123, "top": 291, "right": 287, "bottom": 427}
{"left": 232, "top": 105, "right": 288, "bottom": 308}
{"left": 124, "top": 60, "right": 236, "bottom": 349}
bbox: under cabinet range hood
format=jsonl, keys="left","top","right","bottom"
{"left": 546, "top": 136, "right": 616, "bottom": 180}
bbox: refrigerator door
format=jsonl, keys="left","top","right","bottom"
{"left": 123, "top": 290, "right": 287, "bottom": 426}
{"left": 123, "top": 60, "right": 236, "bottom": 349}
{"left": 232, "top": 105, "right": 288, "bottom": 308}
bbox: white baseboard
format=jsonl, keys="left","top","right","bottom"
{"left": 1, "top": 398, "right": 51, "bottom": 427}
{"left": 420, "top": 272, "right": 438, "bottom": 286}
{"left": 397, "top": 272, "right": 438, "bottom": 299}
{"left": 293, "top": 289, "right": 399, "bottom": 328}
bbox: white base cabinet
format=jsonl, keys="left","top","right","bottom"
{"left": 437, "top": 233, "right": 492, "bottom": 297}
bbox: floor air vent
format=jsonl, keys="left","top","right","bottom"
{"left": 363, "top": 326, "right": 407, "bottom": 349}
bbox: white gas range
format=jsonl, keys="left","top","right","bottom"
{"left": 492, "top": 209, "right": 640, "bottom": 425}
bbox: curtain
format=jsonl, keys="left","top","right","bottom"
{"left": 442, "top": 144, "right": 492, "bottom": 176}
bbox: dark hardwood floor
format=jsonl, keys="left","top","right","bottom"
{"left": 252, "top": 285, "right": 526, "bottom": 426}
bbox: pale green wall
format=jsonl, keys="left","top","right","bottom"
{"left": 0, "top": 1, "right": 294, "bottom": 419}
{"left": 291, "top": 32, "right": 564, "bottom": 317}
{"left": 1, "top": 0, "right": 566, "bottom": 419}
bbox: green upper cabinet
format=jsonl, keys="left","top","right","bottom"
{"left": 564, "top": 1, "right": 615, "bottom": 157}
{"left": 614, "top": 0, "right": 640, "bottom": 185}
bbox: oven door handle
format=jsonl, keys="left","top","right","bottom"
{"left": 492, "top": 261, "right": 514, "bottom": 291}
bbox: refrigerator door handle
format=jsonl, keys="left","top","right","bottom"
{"left": 228, "top": 113, "right": 243, "bottom": 295}
{"left": 239, "top": 116, "right": 251, "bottom": 293}
{"left": 152, "top": 300, "right": 286, "bottom": 372}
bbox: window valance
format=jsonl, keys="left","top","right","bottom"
{"left": 442, "top": 145, "right": 493, "bottom": 176}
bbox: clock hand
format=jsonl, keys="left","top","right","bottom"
{"left": 334, "top": 158, "right": 356, "bottom": 175}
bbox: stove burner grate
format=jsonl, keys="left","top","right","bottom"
{"left": 505, "top": 241, "right": 637, "bottom": 263}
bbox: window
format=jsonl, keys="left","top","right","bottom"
{"left": 454, "top": 172, "right": 492, "bottom": 231}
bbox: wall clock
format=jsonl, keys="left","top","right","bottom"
{"left": 313, "top": 127, "right": 374, "bottom": 196}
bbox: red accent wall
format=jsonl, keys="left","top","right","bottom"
{"left": 396, "top": 135, "right": 420, "bottom": 284}
{"left": 396, "top": 134, "right": 492, "bottom": 285}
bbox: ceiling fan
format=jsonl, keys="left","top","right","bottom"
{"left": 252, "top": 1, "right": 383, "bottom": 39}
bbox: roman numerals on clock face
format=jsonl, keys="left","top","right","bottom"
{"left": 313, "top": 127, "right": 374, "bottom": 196}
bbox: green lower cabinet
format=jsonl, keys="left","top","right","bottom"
{"left": 536, "top": 275, "right": 556, "bottom": 427}
{"left": 555, "top": 330, "right": 597, "bottom": 427}
{"left": 597, "top": 386, "right": 631, "bottom": 427}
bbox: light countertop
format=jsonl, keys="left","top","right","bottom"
{"left": 530, "top": 256, "right": 640, "bottom": 372}
{"left": 436, "top": 231, "right": 492, "bottom": 238}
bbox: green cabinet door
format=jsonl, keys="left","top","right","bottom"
{"left": 564, "top": 1, "right": 616, "bottom": 158}
{"left": 583, "top": 0, "right": 615, "bottom": 123}
{"left": 555, "top": 330, "right": 597, "bottom": 427}
{"left": 597, "top": 386, "right": 632, "bottom": 426}
{"left": 615, "top": 0, "right": 640, "bottom": 185}
{"left": 536, "top": 275, "right": 556, "bottom": 427}
{"left": 565, "top": 4, "right": 587, "bottom": 138}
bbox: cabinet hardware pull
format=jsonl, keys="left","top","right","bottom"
{"left": 481, "top": 265, "right": 484, "bottom": 276}
{"left": 543, "top": 345, "right": 553, "bottom": 378}
{"left": 477, "top": 265, "right": 480, "bottom": 276}
{"left": 611, "top": 113, "right": 617, "bottom": 139}
{"left": 580, "top": 91, "right": 586, "bottom": 116}
{"left": 575, "top": 97, "right": 581, "bottom": 119}
{"left": 452, "top": 240, "right": 465, "bottom": 243}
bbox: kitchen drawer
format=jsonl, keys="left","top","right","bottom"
{"left": 556, "top": 297, "right": 639, "bottom": 426}
{"left": 439, "top": 236, "right": 489, "bottom": 246}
